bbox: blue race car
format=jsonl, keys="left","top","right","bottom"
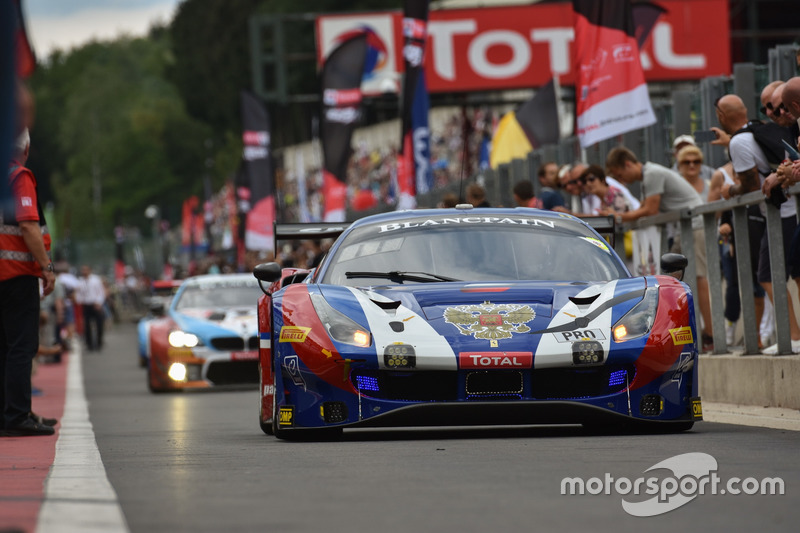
{"left": 253, "top": 207, "right": 701, "bottom": 438}
{"left": 147, "top": 274, "right": 260, "bottom": 392}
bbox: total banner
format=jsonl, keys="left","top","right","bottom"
{"left": 316, "top": 0, "right": 729, "bottom": 94}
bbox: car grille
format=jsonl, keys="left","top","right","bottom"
{"left": 352, "top": 370, "right": 458, "bottom": 401}
{"left": 209, "top": 336, "right": 258, "bottom": 351}
{"left": 206, "top": 360, "right": 259, "bottom": 386}
{"left": 350, "top": 364, "right": 635, "bottom": 402}
{"left": 530, "top": 364, "right": 635, "bottom": 399}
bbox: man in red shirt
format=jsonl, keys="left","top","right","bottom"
{"left": 1, "top": 128, "right": 57, "bottom": 436}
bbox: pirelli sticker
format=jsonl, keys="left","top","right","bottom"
{"left": 669, "top": 327, "right": 694, "bottom": 345}
{"left": 279, "top": 326, "right": 311, "bottom": 343}
{"left": 278, "top": 406, "right": 294, "bottom": 427}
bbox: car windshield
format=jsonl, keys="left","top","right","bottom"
{"left": 323, "top": 215, "right": 628, "bottom": 286}
{"left": 175, "top": 279, "right": 258, "bottom": 310}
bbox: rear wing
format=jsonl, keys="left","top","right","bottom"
{"left": 272, "top": 222, "right": 351, "bottom": 253}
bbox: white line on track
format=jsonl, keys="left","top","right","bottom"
{"left": 36, "top": 343, "right": 129, "bottom": 533}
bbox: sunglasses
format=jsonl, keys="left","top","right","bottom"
{"left": 760, "top": 102, "right": 774, "bottom": 115}
{"left": 584, "top": 175, "right": 600, "bottom": 182}
{"left": 774, "top": 103, "right": 787, "bottom": 117}
{"left": 680, "top": 159, "right": 702, "bottom": 166}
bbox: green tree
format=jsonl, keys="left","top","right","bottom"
{"left": 30, "top": 32, "right": 214, "bottom": 239}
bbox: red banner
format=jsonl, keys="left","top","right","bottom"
{"left": 316, "top": 0, "right": 729, "bottom": 93}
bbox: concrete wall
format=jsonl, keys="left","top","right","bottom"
{"left": 699, "top": 354, "right": 800, "bottom": 409}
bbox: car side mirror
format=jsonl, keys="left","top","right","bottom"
{"left": 253, "top": 262, "right": 282, "bottom": 282}
{"left": 253, "top": 262, "right": 283, "bottom": 294}
{"left": 149, "top": 302, "right": 165, "bottom": 316}
{"left": 661, "top": 253, "right": 688, "bottom": 281}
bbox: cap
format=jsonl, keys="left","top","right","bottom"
{"left": 673, "top": 134, "right": 696, "bottom": 149}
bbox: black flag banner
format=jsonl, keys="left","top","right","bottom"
{"left": 397, "top": 0, "right": 429, "bottom": 210}
{"left": 514, "top": 79, "right": 560, "bottom": 149}
{"left": 320, "top": 33, "right": 367, "bottom": 221}
{"left": 240, "top": 90, "right": 275, "bottom": 251}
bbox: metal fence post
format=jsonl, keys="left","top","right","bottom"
{"left": 702, "top": 210, "right": 725, "bottom": 353}
{"left": 730, "top": 204, "right": 759, "bottom": 354}
{"left": 764, "top": 201, "right": 792, "bottom": 354}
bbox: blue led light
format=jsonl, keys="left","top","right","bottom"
{"left": 355, "top": 375, "right": 380, "bottom": 392}
{"left": 608, "top": 370, "right": 627, "bottom": 387}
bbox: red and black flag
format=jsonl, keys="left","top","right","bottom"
{"left": 239, "top": 90, "right": 275, "bottom": 251}
{"left": 397, "top": 0, "right": 430, "bottom": 210}
{"left": 572, "top": 0, "right": 655, "bottom": 148}
{"left": 320, "top": 33, "right": 367, "bottom": 222}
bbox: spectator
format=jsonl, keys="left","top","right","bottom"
{"left": 536, "top": 161, "right": 565, "bottom": 210}
{"left": 676, "top": 145, "right": 710, "bottom": 199}
{"left": 75, "top": 264, "right": 106, "bottom": 352}
{"left": 512, "top": 180, "right": 542, "bottom": 208}
{"left": 465, "top": 183, "right": 490, "bottom": 207}
{"left": 1, "top": 128, "right": 57, "bottom": 436}
{"left": 556, "top": 162, "right": 639, "bottom": 216}
{"left": 717, "top": 94, "right": 800, "bottom": 353}
{"left": 760, "top": 80, "right": 784, "bottom": 122}
{"left": 438, "top": 192, "right": 459, "bottom": 208}
{"left": 581, "top": 164, "right": 633, "bottom": 214}
{"left": 605, "top": 145, "right": 713, "bottom": 351}
{"left": 777, "top": 77, "right": 800, "bottom": 186}
{"left": 708, "top": 162, "right": 767, "bottom": 347}
{"left": 671, "top": 135, "right": 714, "bottom": 182}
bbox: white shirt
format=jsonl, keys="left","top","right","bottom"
{"left": 730, "top": 129, "right": 796, "bottom": 218}
{"left": 76, "top": 273, "right": 105, "bottom": 306}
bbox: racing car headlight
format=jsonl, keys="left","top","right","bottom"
{"left": 612, "top": 287, "right": 659, "bottom": 342}
{"left": 310, "top": 293, "right": 372, "bottom": 347}
{"left": 168, "top": 330, "right": 200, "bottom": 348}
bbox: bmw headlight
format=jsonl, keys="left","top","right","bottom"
{"left": 310, "top": 293, "right": 372, "bottom": 347}
{"left": 168, "top": 330, "right": 200, "bottom": 348}
{"left": 612, "top": 287, "right": 658, "bottom": 342}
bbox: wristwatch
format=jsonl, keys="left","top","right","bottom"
{"left": 44, "top": 261, "right": 54, "bottom": 273}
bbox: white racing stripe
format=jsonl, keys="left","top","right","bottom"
{"left": 534, "top": 281, "right": 618, "bottom": 368}
{"left": 37, "top": 343, "right": 129, "bottom": 533}
{"left": 349, "top": 288, "right": 457, "bottom": 370}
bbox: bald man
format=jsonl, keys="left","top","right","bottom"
{"left": 782, "top": 76, "right": 800, "bottom": 185}
{"left": 771, "top": 83, "right": 797, "bottom": 129}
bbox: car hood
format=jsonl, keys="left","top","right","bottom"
{"left": 171, "top": 307, "right": 259, "bottom": 339}
{"left": 315, "top": 278, "right": 650, "bottom": 369}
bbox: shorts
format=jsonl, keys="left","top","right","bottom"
{"left": 669, "top": 227, "right": 708, "bottom": 278}
{"left": 757, "top": 215, "right": 799, "bottom": 283}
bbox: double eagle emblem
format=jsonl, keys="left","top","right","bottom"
{"left": 444, "top": 302, "right": 535, "bottom": 346}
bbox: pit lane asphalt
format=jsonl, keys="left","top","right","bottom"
{"left": 58, "top": 322, "right": 800, "bottom": 532}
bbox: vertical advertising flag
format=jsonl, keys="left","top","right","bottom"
{"left": 320, "top": 33, "right": 367, "bottom": 222}
{"left": 397, "top": 0, "right": 430, "bottom": 210}
{"left": 572, "top": 0, "right": 656, "bottom": 148}
{"left": 240, "top": 90, "right": 275, "bottom": 251}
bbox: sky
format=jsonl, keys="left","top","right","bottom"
{"left": 22, "top": 0, "right": 184, "bottom": 58}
